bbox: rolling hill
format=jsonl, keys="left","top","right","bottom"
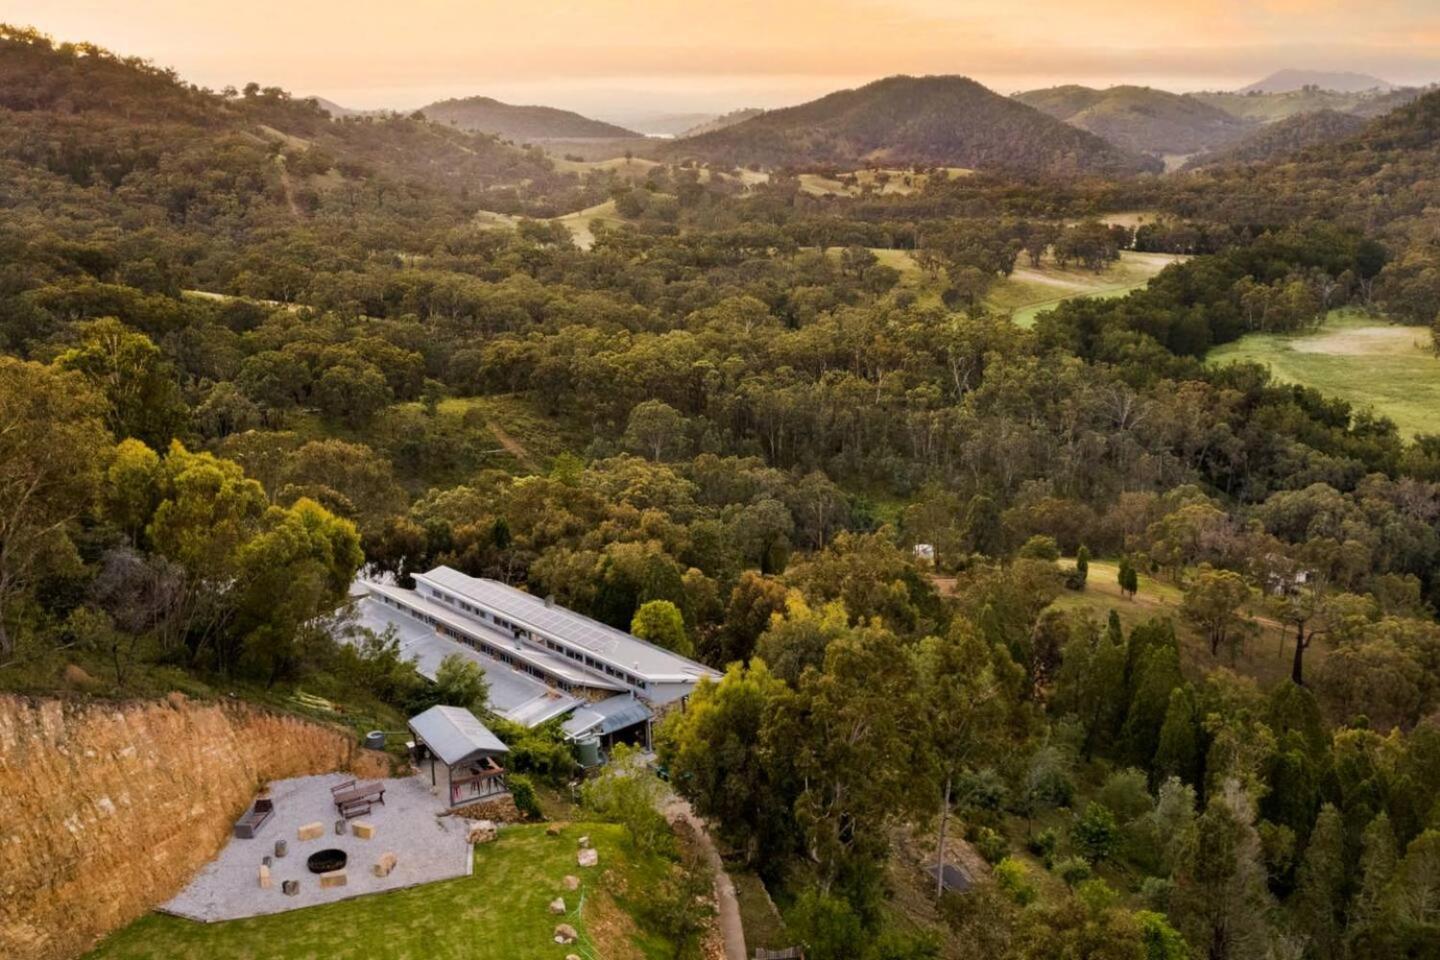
{"left": 1192, "top": 86, "right": 1422, "bottom": 123}
{"left": 419, "top": 96, "right": 641, "bottom": 140}
{"left": 1182, "top": 109, "right": 1368, "bottom": 169}
{"left": 659, "top": 75, "right": 1161, "bottom": 174}
{"left": 0, "top": 25, "right": 584, "bottom": 227}
{"left": 1238, "top": 69, "right": 1393, "bottom": 94}
{"left": 1013, "top": 84, "right": 1250, "bottom": 158}
{"left": 679, "top": 107, "right": 765, "bottom": 138}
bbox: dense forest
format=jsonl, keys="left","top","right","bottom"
{"left": 6, "top": 20, "right": 1440, "bottom": 960}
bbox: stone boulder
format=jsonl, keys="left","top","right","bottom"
{"left": 466, "top": 820, "right": 498, "bottom": 844}
{"left": 562, "top": 874, "right": 580, "bottom": 891}
{"left": 577, "top": 834, "right": 591, "bottom": 848}
{"left": 549, "top": 897, "right": 566, "bottom": 914}
{"left": 577, "top": 847, "right": 598, "bottom": 868}
{"left": 554, "top": 923, "right": 578, "bottom": 944}
{"left": 373, "top": 852, "right": 397, "bottom": 878}
{"left": 546, "top": 822, "right": 566, "bottom": 836}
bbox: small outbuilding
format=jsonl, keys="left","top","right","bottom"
{"left": 407, "top": 705, "right": 510, "bottom": 808}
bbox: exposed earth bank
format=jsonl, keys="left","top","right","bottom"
{"left": 0, "top": 693, "right": 385, "bottom": 960}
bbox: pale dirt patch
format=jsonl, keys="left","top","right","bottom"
{"left": 1290, "top": 325, "right": 1431, "bottom": 356}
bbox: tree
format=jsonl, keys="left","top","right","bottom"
{"left": 1053, "top": 618, "right": 1127, "bottom": 760}
{"left": 431, "top": 652, "right": 489, "bottom": 714}
{"left": 55, "top": 317, "right": 187, "bottom": 448}
{"left": 623, "top": 399, "right": 687, "bottom": 461}
{"left": 913, "top": 620, "right": 1015, "bottom": 896}
{"left": 1118, "top": 557, "right": 1139, "bottom": 599}
{"left": 581, "top": 743, "right": 669, "bottom": 853}
{"left": 1074, "top": 545, "right": 1090, "bottom": 588}
{"left": 754, "top": 592, "right": 850, "bottom": 686}
{"left": 1152, "top": 686, "right": 1203, "bottom": 787}
{"left": 1181, "top": 565, "right": 1253, "bottom": 658}
{"left": 714, "top": 571, "right": 787, "bottom": 666}
{"left": 1290, "top": 803, "right": 1345, "bottom": 960}
{"left": 1169, "top": 787, "right": 1278, "bottom": 960}
{"left": 1346, "top": 813, "right": 1398, "bottom": 952}
{"left": 1071, "top": 803, "right": 1120, "bottom": 863}
{"left": 0, "top": 360, "right": 110, "bottom": 658}
{"left": 659, "top": 660, "right": 795, "bottom": 866}
{"left": 764, "top": 622, "right": 923, "bottom": 906}
{"left": 313, "top": 360, "right": 391, "bottom": 427}
{"left": 631, "top": 599, "right": 692, "bottom": 656}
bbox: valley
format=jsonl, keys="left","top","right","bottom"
{"left": 4, "top": 14, "right": 1440, "bottom": 960}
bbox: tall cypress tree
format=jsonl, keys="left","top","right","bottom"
{"left": 1290, "top": 803, "right": 1345, "bottom": 960}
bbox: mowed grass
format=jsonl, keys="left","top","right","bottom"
{"left": 1208, "top": 310, "right": 1440, "bottom": 438}
{"left": 86, "top": 823, "right": 669, "bottom": 960}
{"left": 992, "top": 251, "right": 1183, "bottom": 328}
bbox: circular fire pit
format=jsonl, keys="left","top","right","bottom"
{"left": 306, "top": 848, "right": 347, "bottom": 874}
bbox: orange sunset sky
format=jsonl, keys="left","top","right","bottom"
{"left": 4, "top": 1, "right": 1437, "bottom": 120}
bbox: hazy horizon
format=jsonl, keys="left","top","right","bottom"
{"left": 5, "top": 0, "right": 1437, "bottom": 122}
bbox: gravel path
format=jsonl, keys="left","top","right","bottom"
{"left": 663, "top": 796, "right": 746, "bottom": 960}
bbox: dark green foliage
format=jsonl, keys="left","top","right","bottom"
{"left": 1071, "top": 802, "right": 1120, "bottom": 863}
{"left": 506, "top": 773, "right": 541, "bottom": 819}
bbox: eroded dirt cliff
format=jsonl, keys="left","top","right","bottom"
{"left": 0, "top": 692, "right": 385, "bottom": 960}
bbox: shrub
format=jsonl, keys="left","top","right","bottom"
{"left": 993, "top": 857, "right": 1036, "bottom": 906}
{"left": 972, "top": 826, "right": 1009, "bottom": 865}
{"left": 1053, "top": 856, "right": 1092, "bottom": 887}
{"left": 507, "top": 773, "right": 541, "bottom": 819}
{"left": 1019, "top": 535, "right": 1060, "bottom": 561}
{"left": 1028, "top": 827, "right": 1060, "bottom": 867}
{"left": 1071, "top": 802, "right": 1120, "bottom": 863}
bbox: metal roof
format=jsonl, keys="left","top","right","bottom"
{"left": 417, "top": 567, "right": 720, "bottom": 684}
{"left": 407, "top": 705, "right": 509, "bottom": 766}
{"left": 562, "top": 694, "right": 653, "bottom": 740}
{"left": 349, "top": 595, "right": 582, "bottom": 728}
{"left": 364, "top": 580, "right": 624, "bottom": 691}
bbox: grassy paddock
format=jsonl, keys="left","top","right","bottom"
{"left": 1208, "top": 310, "right": 1440, "bottom": 438}
{"left": 995, "top": 251, "right": 1183, "bottom": 328}
{"left": 86, "top": 823, "right": 673, "bottom": 960}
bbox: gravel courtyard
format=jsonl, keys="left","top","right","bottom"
{"left": 161, "top": 772, "right": 471, "bottom": 922}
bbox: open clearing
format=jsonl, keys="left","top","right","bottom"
{"left": 1208, "top": 310, "right": 1440, "bottom": 438}
{"left": 990, "top": 251, "right": 1182, "bottom": 327}
{"left": 86, "top": 823, "right": 671, "bottom": 960}
{"left": 798, "top": 166, "right": 972, "bottom": 197}
{"left": 475, "top": 199, "right": 623, "bottom": 250}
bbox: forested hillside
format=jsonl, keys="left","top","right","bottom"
{"left": 1014, "top": 85, "right": 1249, "bottom": 158}
{"left": 6, "top": 20, "right": 1440, "bottom": 960}
{"left": 659, "top": 75, "right": 1162, "bottom": 174}
{"left": 420, "top": 95, "right": 641, "bottom": 140}
{"left": 1182, "top": 110, "right": 1368, "bottom": 169}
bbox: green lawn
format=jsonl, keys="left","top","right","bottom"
{"left": 1208, "top": 310, "right": 1440, "bottom": 438}
{"left": 86, "top": 823, "right": 671, "bottom": 960}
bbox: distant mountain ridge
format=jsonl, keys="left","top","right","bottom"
{"left": 1013, "top": 84, "right": 1250, "bottom": 158}
{"left": 420, "top": 95, "right": 641, "bottom": 140}
{"left": 659, "top": 75, "right": 1161, "bottom": 175}
{"left": 1238, "top": 69, "right": 1393, "bottom": 94}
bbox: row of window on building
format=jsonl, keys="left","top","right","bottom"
{"left": 386, "top": 589, "right": 649, "bottom": 693}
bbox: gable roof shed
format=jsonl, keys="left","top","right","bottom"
{"left": 408, "top": 705, "right": 509, "bottom": 767}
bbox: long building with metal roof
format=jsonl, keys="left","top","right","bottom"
{"left": 355, "top": 566, "right": 719, "bottom": 746}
